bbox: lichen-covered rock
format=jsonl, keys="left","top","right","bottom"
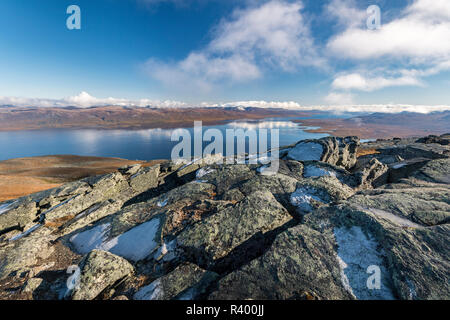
{"left": 208, "top": 224, "right": 351, "bottom": 300}
{"left": 22, "top": 277, "right": 43, "bottom": 294}
{"left": 0, "top": 135, "right": 448, "bottom": 300}
{"left": 134, "top": 263, "right": 217, "bottom": 300}
{"left": 71, "top": 250, "right": 134, "bottom": 300}
{"left": 176, "top": 154, "right": 224, "bottom": 182}
{"left": 416, "top": 135, "right": 450, "bottom": 146}
{"left": 56, "top": 199, "right": 123, "bottom": 236}
{"left": 347, "top": 186, "right": 450, "bottom": 226}
{"left": 387, "top": 158, "right": 430, "bottom": 183}
{"left": 69, "top": 213, "right": 165, "bottom": 262}
{"left": 118, "top": 164, "right": 142, "bottom": 176}
{"left": 289, "top": 176, "right": 354, "bottom": 215}
{"left": 239, "top": 173, "right": 298, "bottom": 207}
{"left": 200, "top": 164, "right": 255, "bottom": 195}
{"left": 336, "top": 136, "right": 359, "bottom": 169}
{"left": 44, "top": 172, "right": 131, "bottom": 224}
{"left": 277, "top": 160, "right": 304, "bottom": 180}
{"left": 0, "top": 201, "right": 38, "bottom": 238}
{"left": 286, "top": 137, "right": 359, "bottom": 170}
{"left": 129, "top": 165, "right": 160, "bottom": 193}
{"left": 177, "top": 191, "right": 292, "bottom": 267}
{"left": 412, "top": 158, "right": 450, "bottom": 184}
{"left": 353, "top": 158, "right": 389, "bottom": 189}
{"left": 0, "top": 230, "right": 56, "bottom": 280}
{"left": 305, "top": 204, "right": 450, "bottom": 300}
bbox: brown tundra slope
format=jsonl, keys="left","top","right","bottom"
{"left": 0, "top": 155, "right": 162, "bottom": 201}
{"left": 297, "top": 111, "right": 450, "bottom": 139}
{"left": 0, "top": 134, "right": 448, "bottom": 300}
{"left": 0, "top": 106, "right": 313, "bottom": 131}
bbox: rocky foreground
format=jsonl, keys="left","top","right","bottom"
{"left": 0, "top": 134, "right": 449, "bottom": 300}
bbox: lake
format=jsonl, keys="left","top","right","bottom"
{"left": 0, "top": 118, "right": 330, "bottom": 161}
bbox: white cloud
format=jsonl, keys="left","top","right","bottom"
{"left": 324, "top": 0, "right": 450, "bottom": 98}
{"left": 209, "top": 0, "right": 322, "bottom": 70}
{"left": 324, "top": 92, "right": 354, "bottom": 105}
{"left": 216, "top": 101, "right": 450, "bottom": 114}
{"left": 0, "top": 92, "right": 189, "bottom": 109}
{"left": 331, "top": 73, "right": 423, "bottom": 92}
{"left": 405, "top": 0, "right": 450, "bottom": 21}
{"left": 144, "top": 0, "right": 322, "bottom": 92}
{"left": 325, "top": 0, "right": 366, "bottom": 29}
{"left": 1, "top": 92, "right": 450, "bottom": 114}
{"left": 327, "top": 0, "right": 450, "bottom": 61}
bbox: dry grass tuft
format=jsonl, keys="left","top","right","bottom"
{"left": 357, "top": 148, "right": 380, "bottom": 158}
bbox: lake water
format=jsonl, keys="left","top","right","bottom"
{"left": 0, "top": 118, "right": 330, "bottom": 161}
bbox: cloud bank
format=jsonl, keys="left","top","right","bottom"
{"left": 0, "top": 92, "right": 189, "bottom": 109}
{"left": 1, "top": 92, "right": 449, "bottom": 114}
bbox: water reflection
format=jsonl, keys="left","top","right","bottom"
{"left": 0, "top": 119, "right": 328, "bottom": 161}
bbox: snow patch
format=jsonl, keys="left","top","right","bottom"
{"left": 157, "top": 199, "right": 168, "bottom": 207}
{"left": 192, "top": 180, "right": 208, "bottom": 184}
{"left": 392, "top": 163, "right": 406, "bottom": 169}
{"left": 70, "top": 223, "right": 111, "bottom": 253}
{"left": 153, "top": 239, "right": 177, "bottom": 262}
{"left": 406, "top": 279, "right": 417, "bottom": 300}
{"left": 359, "top": 206, "right": 421, "bottom": 228}
{"left": 304, "top": 165, "right": 336, "bottom": 178}
{"left": 287, "top": 142, "right": 323, "bottom": 161}
{"left": 247, "top": 151, "right": 272, "bottom": 164}
{"left": 70, "top": 218, "right": 162, "bottom": 262}
{"left": 177, "top": 287, "right": 196, "bottom": 300}
{"left": 100, "top": 218, "right": 161, "bottom": 262}
{"left": 134, "top": 279, "right": 164, "bottom": 300}
{"left": 290, "top": 187, "right": 325, "bottom": 213}
{"left": 0, "top": 201, "right": 16, "bottom": 216}
{"left": 196, "top": 168, "right": 215, "bottom": 179}
{"left": 337, "top": 256, "right": 355, "bottom": 297}
{"left": 72, "top": 203, "right": 103, "bottom": 222}
{"left": 9, "top": 224, "right": 42, "bottom": 241}
{"left": 334, "top": 226, "right": 395, "bottom": 300}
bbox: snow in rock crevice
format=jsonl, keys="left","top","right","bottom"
{"left": 9, "top": 224, "right": 42, "bottom": 242}
{"left": 196, "top": 168, "right": 215, "bottom": 179}
{"left": 70, "top": 223, "right": 111, "bottom": 253}
{"left": 334, "top": 226, "right": 395, "bottom": 300}
{"left": 362, "top": 207, "right": 421, "bottom": 228}
{"left": 134, "top": 279, "right": 164, "bottom": 300}
{"left": 177, "top": 287, "right": 196, "bottom": 300}
{"left": 157, "top": 199, "right": 168, "bottom": 207}
{"left": 70, "top": 217, "right": 161, "bottom": 262}
{"left": 304, "top": 165, "right": 337, "bottom": 178}
{"left": 39, "top": 196, "right": 77, "bottom": 222}
{"left": 257, "top": 164, "right": 277, "bottom": 176}
{"left": 0, "top": 201, "right": 16, "bottom": 216}
{"left": 153, "top": 239, "right": 177, "bottom": 262}
{"left": 287, "top": 142, "right": 323, "bottom": 161}
{"left": 290, "top": 187, "right": 325, "bottom": 213}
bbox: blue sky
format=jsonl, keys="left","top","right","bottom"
{"left": 0, "top": 0, "right": 449, "bottom": 111}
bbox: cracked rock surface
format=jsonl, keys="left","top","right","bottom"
{"left": 0, "top": 134, "right": 448, "bottom": 300}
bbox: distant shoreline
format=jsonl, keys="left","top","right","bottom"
{"left": 0, "top": 106, "right": 315, "bottom": 132}
{"left": 296, "top": 112, "right": 450, "bottom": 139}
